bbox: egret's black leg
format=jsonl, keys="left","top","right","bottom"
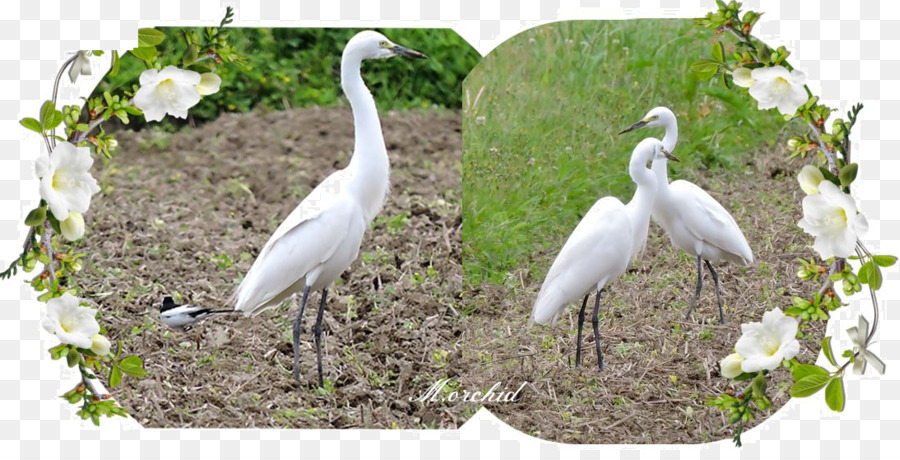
{"left": 592, "top": 289, "right": 604, "bottom": 371}
{"left": 684, "top": 255, "right": 703, "bottom": 320}
{"left": 314, "top": 288, "right": 329, "bottom": 388}
{"left": 705, "top": 260, "right": 725, "bottom": 325}
{"left": 574, "top": 295, "right": 589, "bottom": 367}
{"left": 292, "top": 286, "right": 311, "bottom": 382}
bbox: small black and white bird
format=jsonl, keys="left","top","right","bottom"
{"left": 158, "top": 296, "right": 231, "bottom": 331}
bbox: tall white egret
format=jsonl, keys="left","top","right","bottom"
{"left": 619, "top": 107, "right": 753, "bottom": 324}
{"left": 231, "top": 31, "right": 426, "bottom": 387}
{"left": 532, "top": 138, "right": 678, "bottom": 370}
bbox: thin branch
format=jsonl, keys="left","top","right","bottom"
{"left": 807, "top": 122, "right": 839, "bottom": 174}
{"left": 41, "top": 220, "right": 56, "bottom": 284}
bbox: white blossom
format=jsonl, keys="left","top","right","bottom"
{"left": 196, "top": 73, "right": 222, "bottom": 96}
{"left": 735, "top": 308, "right": 800, "bottom": 373}
{"left": 797, "top": 164, "right": 825, "bottom": 195}
{"left": 133, "top": 66, "right": 203, "bottom": 122}
{"left": 60, "top": 212, "right": 85, "bottom": 241}
{"left": 36, "top": 142, "right": 100, "bottom": 221}
{"left": 719, "top": 353, "right": 744, "bottom": 379}
{"left": 68, "top": 51, "right": 93, "bottom": 83}
{"left": 41, "top": 293, "right": 100, "bottom": 349}
{"left": 90, "top": 334, "right": 111, "bottom": 356}
{"left": 798, "top": 181, "right": 868, "bottom": 259}
{"left": 733, "top": 65, "right": 808, "bottom": 116}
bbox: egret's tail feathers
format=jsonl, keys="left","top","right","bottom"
{"left": 532, "top": 286, "right": 566, "bottom": 325}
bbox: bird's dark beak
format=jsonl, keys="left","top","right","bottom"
{"left": 619, "top": 120, "right": 648, "bottom": 135}
{"left": 392, "top": 44, "right": 428, "bottom": 59}
{"left": 661, "top": 147, "right": 679, "bottom": 162}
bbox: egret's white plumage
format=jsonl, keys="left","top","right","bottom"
{"left": 532, "top": 138, "right": 676, "bottom": 370}
{"left": 620, "top": 107, "right": 753, "bottom": 323}
{"left": 230, "top": 31, "right": 426, "bottom": 386}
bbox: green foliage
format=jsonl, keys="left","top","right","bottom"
{"left": 463, "top": 19, "right": 789, "bottom": 284}
{"left": 95, "top": 28, "right": 478, "bottom": 130}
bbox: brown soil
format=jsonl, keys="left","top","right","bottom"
{"left": 459, "top": 146, "right": 826, "bottom": 444}
{"left": 78, "top": 107, "right": 469, "bottom": 429}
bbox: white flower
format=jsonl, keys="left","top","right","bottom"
{"left": 720, "top": 353, "right": 745, "bottom": 379}
{"left": 732, "top": 67, "right": 754, "bottom": 88}
{"left": 798, "top": 164, "right": 825, "bottom": 195}
{"left": 735, "top": 308, "right": 800, "bottom": 373}
{"left": 68, "top": 51, "right": 92, "bottom": 83}
{"left": 734, "top": 65, "right": 808, "bottom": 116}
{"left": 60, "top": 212, "right": 85, "bottom": 241}
{"left": 798, "top": 181, "right": 869, "bottom": 259}
{"left": 133, "top": 66, "right": 202, "bottom": 122}
{"left": 41, "top": 293, "right": 100, "bottom": 349}
{"left": 196, "top": 73, "right": 222, "bottom": 96}
{"left": 36, "top": 142, "right": 100, "bottom": 221}
{"left": 90, "top": 334, "right": 111, "bottom": 356}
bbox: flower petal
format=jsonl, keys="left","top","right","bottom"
{"left": 196, "top": 73, "right": 222, "bottom": 96}
{"left": 732, "top": 67, "right": 754, "bottom": 88}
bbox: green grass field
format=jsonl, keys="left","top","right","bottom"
{"left": 462, "top": 19, "right": 793, "bottom": 284}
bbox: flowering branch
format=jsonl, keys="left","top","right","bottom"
{"left": 695, "top": 0, "right": 892, "bottom": 447}
{"left": 3, "top": 7, "right": 240, "bottom": 426}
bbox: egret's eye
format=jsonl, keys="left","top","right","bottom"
{"left": 379, "top": 40, "right": 389, "bottom": 48}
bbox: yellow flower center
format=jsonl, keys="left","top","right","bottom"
{"left": 838, "top": 207, "right": 848, "bottom": 223}
{"left": 159, "top": 78, "right": 173, "bottom": 87}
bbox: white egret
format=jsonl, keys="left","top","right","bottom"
{"left": 619, "top": 107, "right": 753, "bottom": 324}
{"left": 231, "top": 31, "right": 426, "bottom": 387}
{"left": 532, "top": 138, "right": 678, "bottom": 370}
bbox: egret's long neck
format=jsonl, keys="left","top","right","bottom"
{"left": 341, "top": 52, "right": 390, "bottom": 219}
{"left": 626, "top": 156, "right": 658, "bottom": 258}
{"left": 652, "top": 116, "right": 678, "bottom": 198}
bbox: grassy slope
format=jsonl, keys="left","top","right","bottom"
{"left": 463, "top": 19, "right": 792, "bottom": 284}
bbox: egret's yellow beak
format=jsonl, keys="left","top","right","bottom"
{"left": 391, "top": 44, "right": 428, "bottom": 59}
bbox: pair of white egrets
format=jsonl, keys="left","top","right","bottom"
{"left": 530, "top": 107, "right": 754, "bottom": 371}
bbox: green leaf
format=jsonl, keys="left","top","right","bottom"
{"left": 109, "top": 366, "right": 122, "bottom": 388}
{"left": 49, "top": 344, "right": 69, "bottom": 360}
{"left": 109, "top": 50, "right": 121, "bottom": 77}
{"left": 129, "top": 46, "right": 157, "bottom": 63}
{"left": 690, "top": 60, "right": 720, "bottom": 81}
{"left": 24, "top": 207, "right": 46, "bottom": 227}
{"left": 118, "top": 356, "right": 147, "bottom": 378}
{"left": 44, "top": 111, "right": 64, "bottom": 131}
{"left": 858, "top": 260, "right": 871, "bottom": 284}
{"left": 711, "top": 41, "right": 726, "bottom": 63}
{"left": 790, "top": 374, "right": 832, "bottom": 398}
{"left": 751, "top": 373, "right": 767, "bottom": 396}
{"left": 20, "top": 117, "right": 43, "bottom": 133}
{"left": 40, "top": 100, "right": 56, "bottom": 127}
{"left": 825, "top": 376, "right": 845, "bottom": 412}
{"left": 65, "top": 349, "right": 80, "bottom": 368}
{"left": 822, "top": 336, "right": 838, "bottom": 367}
{"left": 137, "top": 28, "right": 166, "bottom": 47}
{"left": 183, "top": 45, "right": 199, "bottom": 67}
{"left": 873, "top": 255, "right": 897, "bottom": 268}
{"left": 791, "top": 363, "right": 830, "bottom": 382}
{"left": 839, "top": 163, "right": 858, "bottom": 187}
{"left": 859, "top": 261, "right": 883, "bottom": 290}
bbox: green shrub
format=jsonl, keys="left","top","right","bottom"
{"left": 94, "top": 28, "right": 479, "bottom": 129}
